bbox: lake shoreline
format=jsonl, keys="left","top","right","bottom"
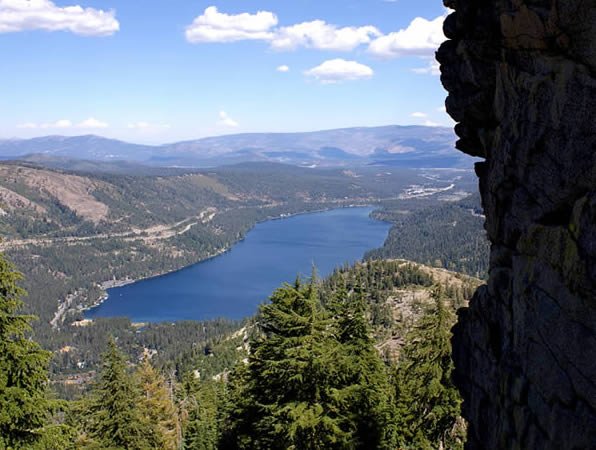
{"left": 87, "top": 204, "right": 384, "bottom": 310}
{"left": 83, "top": 205, "right": 390, "bottom": 323}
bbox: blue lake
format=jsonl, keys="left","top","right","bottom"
{"left": 85, "top": 207, "right": 390, "bottom": 323}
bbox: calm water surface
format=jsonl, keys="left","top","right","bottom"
{"left": 85, "top": 207, "right": 390, "bottom": 322}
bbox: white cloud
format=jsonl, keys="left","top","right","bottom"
{"left": 185, "top": 6, "right": 277, "bottom": 43}
{"left": 424, "top": 120, "right": 441, "bottom": 127}
{"left": 17, "top": 117, "right": 109, "bottom": 130}
{"left": 0, "top": 0, "right": 119, "bottom": 36}
{"left": 276, "top": 65, "right": 289, "bottom": 72}
{"left": 40, "top": 119, "right": 72, "bottom": 129}
{"left": 78, "top": 117, "right": 108, "bottom": 128}
{"left": 410, "top": 112, "right": 427, "bottom": 118}
{"left": 437, "top": 105, "right": 447, "bottom": 112}
{"left": 368, "top": 15, "right": 444, "bottom": 58}
{"left": 271, "top": 21, "right": 380, "bottom": 52}
{"left": 185, "top": 7, "right": 379, "bottom": 52}
{"left": 304, "top": 59, "right": 373, "bottom": 84}
{"left": 127, "top": 122, "right": 170, "bottom": 132}
{"left": 216, "top": 111, "right": 239, "bottom": 127}
{"left": 412, "top": 59, "right": 440, "bottom": 75}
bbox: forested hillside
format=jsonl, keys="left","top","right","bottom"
{"left": 366, "top": 194, "right": 489, "bottom": 279}
{"left": 1, "top": 249, "right": 480, "bottom": 448}
{"left": 0, "top": 162, "right": 419, "bottom": 326}
{"left": 0, "top": 162, "right": 484, "bottom": 335}
{"left": 0, "top": 160, "right": 487, "bottom": 448}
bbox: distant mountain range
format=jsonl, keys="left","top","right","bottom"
{"left": 0, "top": 125, "right": 474, "bottom": 169}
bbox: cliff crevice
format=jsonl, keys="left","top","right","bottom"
{"left": 438, "top": 0, "right": 596, "bottom": 448}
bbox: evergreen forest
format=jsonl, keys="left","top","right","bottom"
{"left": 1, "top": 250, "right": 477, "bottom": 449}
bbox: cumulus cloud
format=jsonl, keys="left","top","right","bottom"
{"left": 78, "top": 117, "right": 108, "bottom": 128}
{"left": 185, "top": 6, "right": 447, "bottom": 64}
{"left": 304, "top": 59, "right": 373, "bottom": 84}
{"left": 216, "top": 111, "right": 239, "bottom": 127}
{"left": 185, "top": 6, "right": 277, "bottom": 43}
{"left": 185, "top": 7, "right": 379, "bottom": 52}
{"left": 271, "top": 21, "right": 380, "bottom": 51}
{"left": 410, "top": 112, "right": 427, "bottom": 118}
{"left": 40, "top": 119, "right": 72, "bottom": 129}
{"left": 368, "top": 15, "right": 444, "bottom": 58}
{"left": 0, "top": 0, "right": 119, "bottom": 36}
{"left": 17, "top": 122, "right": 37, "bottom": 128}
{"left": 276, "top": 65, "right": 289, "bottom": 72}
{"left": 412, "top": 59, "right": 440, "bottom": 75}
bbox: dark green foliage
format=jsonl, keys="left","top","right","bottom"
{"left": 394, "top": 285, "right": 464, "bottom": 449}
{"left": 223, "top": 273, "right": 394, "bottom": 449}
{"left": 80, "top": 337, "right": 156, "bottom": 449}
{"left": 327, "top": 276, "right": 396, "bottom": 448}
{"left": 227, "top": 276, "right": 344, "bottom": 448}
{"left": 200, "top": 261, "right": 475, "bottom": 448}
{"left": 0, "top": 251, "right": 59, "bottom": 448}
{"left": 0, "top": 256, "right": 474, "bottom": 449}
{"left": 182, "top": 377, "right": 228, "bottom": 450}
{"left": 45, "top": 317, "right": 246, "bottom": 380}
{"left": 366, "top": 194, "right": 489, "bottom": 279}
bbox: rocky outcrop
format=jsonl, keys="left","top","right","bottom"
{"left": 437, "top": 0, "right": 596, "bottom": 448}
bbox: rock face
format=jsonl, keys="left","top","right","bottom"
{"left": 437, "top": 0, "right": 596, "bottom": 448}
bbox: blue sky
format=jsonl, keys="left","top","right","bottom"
{"left": 0, "top": 0, "right": 451, "bottom": 143}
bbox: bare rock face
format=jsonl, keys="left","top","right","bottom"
{"left": 437, "top": 0, "right": 596, "bottom": 448}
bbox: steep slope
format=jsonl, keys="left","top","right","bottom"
{"left": 438, "top": 0, "right": 596, "bottom": 448}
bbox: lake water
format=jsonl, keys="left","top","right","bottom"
{"left": 85, "top": 207, "right": 390, "bottom": 323}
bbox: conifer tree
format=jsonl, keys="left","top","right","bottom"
{"left": 182, "top": 377, "right": 226, "bottom": 450}
{"left": 394, "top": 285, "right": 463, "bottom": 449}
{"left": 84, "top": 337, "right": 155, "bottom": 449}
{"left": 221, "top": 363, "right": 254, "bottom": 449}
{"left": 137, "top": 356, "right": 180, "bottom": 449}
{"left": 331, "top": 275, "right": 396, "bottom": 449}
{"left": 0, "top": 251, "right": 58, "bottom": 448}
{"left": 227, "top": 274, "right": 351, "bottom": 449}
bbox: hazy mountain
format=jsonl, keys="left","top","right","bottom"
{"left": 0, "top": 125, "right": 474, "bottom": 169}
{"left": 0, "top": 135, "right": 154, "bottom": 161}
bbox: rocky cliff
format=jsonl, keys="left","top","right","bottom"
{"left": 437, "top": 0, "right": 596, "bottom": 448}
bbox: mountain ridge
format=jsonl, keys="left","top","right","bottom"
{"left": 0, "top": 125, "right": 475, "bottom": 169}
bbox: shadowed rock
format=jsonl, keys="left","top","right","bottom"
{"left": 437, "top": 0, "right": 596, "bottom": 448}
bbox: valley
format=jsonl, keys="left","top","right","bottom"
{"left": 0, "top": 130, "right": 488, "bottom": 449}
{"left": 0, "top": 160, "right": 485, "bottom": 331}
{"left": 0, "top": 130, "right": 487, "bottom": 449}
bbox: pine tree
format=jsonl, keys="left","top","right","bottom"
{"left": 221, "top": 363, "right": 254, "bottom": 449}
{"left": 182, "top": 377, "right": 226, "bottom": 450}
{"left": 0, "top": 251, "right": 58, "bottom": 448}
{"left": 394, "top": 284, "right": 463, "bottom": 449}
{"left": 137, "top": 357, "right": 180, "bottom": 449}
{"left": 227, "top": 274, "right": 351, "bottom": 449}
{"left": 83, "top": 337, "right": 155, "bottom": 449}
{"left": 331, "top": 275, "right": 396, "bottom": 449}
